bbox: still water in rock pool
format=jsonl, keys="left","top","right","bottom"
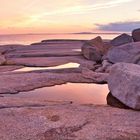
{"left": 14, "top": 63, "right": 80, "bottom": 72}
{"left": 4, "top": 83, "right": 109, "bottom": 104}
{"left": 9, "top": 63, "right": 109, "bottom": 104}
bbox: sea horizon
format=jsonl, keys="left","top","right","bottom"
{"left": 0, "top": 32, "right": 124, "bottom": 45}
{"left": 0, "top": 31, "right": 126, "bottom": 36}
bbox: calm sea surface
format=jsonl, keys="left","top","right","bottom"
{"left": 1, "top": 33, "right": 116, "bottom": 104}
{"left": 0, "top": 33, "right": 119, "bottom": 45}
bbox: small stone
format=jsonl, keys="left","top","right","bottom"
{"left": 49, "top": 115, "right": 60, "bottom": 122}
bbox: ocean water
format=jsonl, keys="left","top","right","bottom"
{"left": 0, "top": 33, "right": 119, "bottom": 45}
{"left": 0, "top": 33, "right": 114, "bottom": 104}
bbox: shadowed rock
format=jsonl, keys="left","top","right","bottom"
{"left": 0, "top": 56, "right": 6, "bottom": 65}
{"left": 132, "top": 28, "right": 140, "bottom": 42}
{"left": 107, "top": 92, "right": 131, "bottom": 109}
{"left": 95, "top": 60, "right": 113, "bottom": 73}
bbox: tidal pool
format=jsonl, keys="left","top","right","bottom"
{"left": 6, "top": 83, "right": 109, "bottom": 104}
{"left": 14, "top": 63, "right": 80, "bottom": 72}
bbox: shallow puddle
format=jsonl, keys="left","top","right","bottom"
{"left": 72, "top": 49, "right": 81, "bottom": 51}
{"left": 15, "top": 63, "right": 80, "bottom": 72}
{"left": 5, "top": 83, "right": 109, "bottom": 104}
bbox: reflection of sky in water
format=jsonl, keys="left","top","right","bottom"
{"left": 12, "top": 63, "right": 109, "bottom": 104}
{"left": 15, "top": 63, "right": 80, "bottom": 72}
{"left": 7, "top": 83, "right": 109, "bottom": 104}
{"left": 72, "top": 49, "right": 81, "bottom": 51}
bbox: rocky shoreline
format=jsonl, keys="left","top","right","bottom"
{"left": 0, "top": 28, "right": 140, "bottom": 139}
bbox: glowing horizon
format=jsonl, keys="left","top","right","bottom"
{"left": 0, "top": 0, "right": 140, "bottom": 34}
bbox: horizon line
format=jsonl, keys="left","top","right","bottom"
{"left": 0, "top": 32, "right": 127, "bottom": 36}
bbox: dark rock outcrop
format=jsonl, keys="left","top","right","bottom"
{"left": 107, "top": 92, "right": 131, "bottom": 109}
{"left": 0, "top": 54, "right": 6, "bottom": 65}
{"left": 132, "top": 28, "right": 140, "bottom": 42}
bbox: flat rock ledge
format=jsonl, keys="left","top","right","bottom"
{"left": 0, "top": 97, "right": 139, "bottom": 140}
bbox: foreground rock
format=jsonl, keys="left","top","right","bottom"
{"left": 106, "top": 42, "right": 140, "bottom": 64}
{"left": 0, "top": 97, "right": 139, "bottom": 140}
{"left": 108, "top": 63, "right": 140, "bottom": 110}
{"left": 132, "top": 28, "right": 140, "bottom": 42}
{"left": 110, "top": 33, "right": 133, "bottom": 46}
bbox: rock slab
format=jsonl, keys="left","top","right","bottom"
{"left": 0, "top": 98, "right": 140, "bottom": 140}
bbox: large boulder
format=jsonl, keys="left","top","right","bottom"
{"left": 106, "top": 42, "right": 140, "bottom": 64}
{"left": 132, "top": 28, "right": 140, "bottom": 42}
{"left": 108, "top": 63, "right": 140, "bottom": 110}
{"left": 82, "top": 36, "right": 110, "bottom": 62}
{"left": 82, "top": 45, "right": 102, "bottom": 62}
{"left": 110, "top": 33, "right": 133, "bottom": 47}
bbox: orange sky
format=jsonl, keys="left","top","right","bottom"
{"left": 0, "top": 0, "right": 140, "bottom": 34}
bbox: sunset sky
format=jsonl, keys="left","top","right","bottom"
{"left": 0, "top": 0, "right": 140, "bottom": 34}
